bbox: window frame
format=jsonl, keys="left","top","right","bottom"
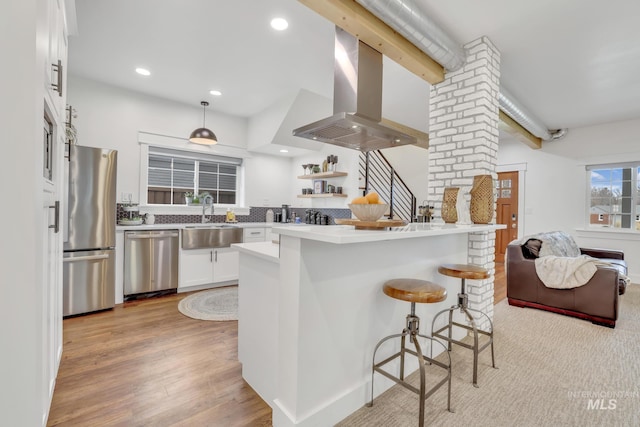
{"left": 586, "top": 162, "right": 640, "bottom": 232}
{"left": 139, "top": 143, "right": 246, "bottom": 212}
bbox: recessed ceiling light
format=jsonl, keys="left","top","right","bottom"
{"left": 279, "top": 149, "right": 289, "bottom": 153}
{"left": 209, "top": 90, "right": 222, "bottom": 96}
{"left": 270, "top": 17, "right": 288, "bottom": 31}
{"left": 135, "top": 67, "right": 151, "bottom": 76}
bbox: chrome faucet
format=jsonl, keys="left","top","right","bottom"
{"left": 202, "top": 194, "right": 214, "bottom": 223}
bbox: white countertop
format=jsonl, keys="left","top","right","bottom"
{"left": 271, "top": 222, "right": 506, "bottom": 244}
{"left": 233, "top": 241, "right": 280, "bottom": 262}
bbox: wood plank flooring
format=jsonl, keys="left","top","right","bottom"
{"left": 47, "top": 292, "right": 271, "bottom": 427}
{"left": 494, "top": 262, "right": 506, "bottom": 304}
{"left": 48, "top": 267, "right": 507, "bottom": 426}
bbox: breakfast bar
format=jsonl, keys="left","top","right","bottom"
{"left": 234, "top": 223, "right": 504, "bottom": 427}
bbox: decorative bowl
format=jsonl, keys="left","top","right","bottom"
{"left": 348, "top": 203, "right": 388, "bottom": 222}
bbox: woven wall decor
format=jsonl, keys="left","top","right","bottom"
{"left": 442, "top": 187, "right": 459, "bottom": 223}
{"left": 470, "top": 174, "right": 494, "bottom": 224}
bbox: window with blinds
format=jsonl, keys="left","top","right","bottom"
{"left": 147, "top": 147, "right": 241, "bottom": 205}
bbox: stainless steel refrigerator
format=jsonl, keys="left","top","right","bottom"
{"left": 63, "top": 145, "right": 118, "bottom": 316}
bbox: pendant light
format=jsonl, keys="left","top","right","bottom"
{"left": 189, "top": 101, "right": 217, "bottom": 145}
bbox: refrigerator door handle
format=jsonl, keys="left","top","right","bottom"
{"left": 63, "top": 254, "right": 110, "bottom": 262}
{"left": 49, "top": 201, "right": 60, "bottom": 233}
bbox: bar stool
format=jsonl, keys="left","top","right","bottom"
{"left": 368, "top": 278, "right": 452, "bottom": 426}
{"left": 431, "top": 264, "right": 496, "bottom": 388}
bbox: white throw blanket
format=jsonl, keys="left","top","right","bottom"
{"left": 534, "top": 255, "right": 599, "bottom": 289}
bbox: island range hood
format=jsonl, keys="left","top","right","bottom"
{"left": 293, "top": 27, "right": 419, "bottom": 152}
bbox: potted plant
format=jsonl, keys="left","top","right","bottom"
{"left": 185, "top": 191, "right": 194, "bottom": 205}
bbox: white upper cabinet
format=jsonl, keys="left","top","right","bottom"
{"left": 45, "top": 0, "right": 68, "bottom": 119}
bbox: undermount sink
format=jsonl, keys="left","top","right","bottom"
{"left": 181, "top": 226, "right": 242, "bottom": 249}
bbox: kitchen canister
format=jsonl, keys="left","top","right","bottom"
{"left": 265, "top": 209, "right": 274, "bottom": 223}
{"left": 470, "top": 174, "right": 494, "bottom": 224}
{"left": 441, "top": 187, "right": 459, "bottom": 223}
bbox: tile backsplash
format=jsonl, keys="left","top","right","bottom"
{"left": 117, "top": 205, "right": 351, "bottom": 225}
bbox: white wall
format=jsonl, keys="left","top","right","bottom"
{"left": 243, "top": 154, "right": 294, "bottom": 207}
{"left": 497, "top": 118, "right": 640, "bottom": 282}
{"left": 67, "top": 76, "right": 294, "bottom": 208}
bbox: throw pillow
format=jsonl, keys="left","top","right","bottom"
{"left": 522, "top": 238, "right": 542, "bottom": 258}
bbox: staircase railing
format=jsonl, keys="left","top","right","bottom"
{"left": 359, "top": 151, "right": 416, "bottom": 222}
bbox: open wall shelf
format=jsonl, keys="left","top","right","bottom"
{"left": 297, "top": 171, "right": 348, "bottom": 180}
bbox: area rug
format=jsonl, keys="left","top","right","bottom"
{"left": 178, "top": 286, "right": 238, "bottom": 321}
{"left": 337, "top": 284, "right": 640, "bottom": 426}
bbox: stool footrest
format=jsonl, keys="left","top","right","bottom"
{"left": 373, "top": 361, "right": 449, "bottom": 402}
{"left": 433, "top": 326, "right": 493, "bottom": 353}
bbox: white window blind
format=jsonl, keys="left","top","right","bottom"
{"left": 147, "top": 147, "right": 241, "bottom": 205}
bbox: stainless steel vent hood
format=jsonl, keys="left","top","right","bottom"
{"left": 293, "top": 27, "right": 417, "bottom": 152}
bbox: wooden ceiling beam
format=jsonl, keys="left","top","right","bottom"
{"left": 498, "top": 110, "right": 542, "bottom": 149}
{"left": 298, "top": 0, "right": 445, "bottom": 85}
{"left": 299, "top": 0, "right": 541, "bottom": 149}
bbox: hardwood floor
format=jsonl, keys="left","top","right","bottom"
{"left": 47, "top": 292, "right": 271, "bottom": 427}
{"left": 494, "top": 262, "right": 506, "bottom": 304}
{"left": 49, "top": 266, "right": 507, "bottom": 426}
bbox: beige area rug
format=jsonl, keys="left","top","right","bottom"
{"left": 178, "top": 286, "right": 238, "bottom": 321}
{"left": 338, "top": 284, "right": 640, "bottom": 427}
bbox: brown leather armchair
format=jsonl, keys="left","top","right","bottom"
{"left": 506, "top": 243, "right": 627, "bottom": 328}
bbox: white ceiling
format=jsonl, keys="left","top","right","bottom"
{"left": 68, "top": 0, "right": 640, "bottom": 139}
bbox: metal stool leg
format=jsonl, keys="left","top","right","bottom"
{"left": 466, "top": 307, "right": 497, "bottom": 370}
{"left": 418, "top": 333, "right": 452, "bottom": 413}
{"left": 368, "top": 332, "right": 406, "bottom": 408}
{"left": 412, "top": 335, "right": 427, "bottom": 426}
{"left": 461, "top": 307, "right": 480, "bottom": 387}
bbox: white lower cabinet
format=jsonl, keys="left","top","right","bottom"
{"left": 213, "top": 247, "right": 239, "bottom": 283}
{"left": 179, "top": 249, "right": 214, "bottom": 288}
{"left": 179, "top": 247, "right": 239, "bottom": 289}
{"left": 243, "top": 227, "right": 266, "bottom": 242}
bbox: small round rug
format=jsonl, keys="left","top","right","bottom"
{"left": 178, "top": 286, "right": 238, "bottom": 321}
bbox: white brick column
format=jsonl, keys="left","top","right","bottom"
{"left": 428, "top": 37, "right": 500, "bottom": 328}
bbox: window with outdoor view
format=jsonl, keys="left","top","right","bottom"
{"left": 146, "top": 147, "right": 241, "bottom": 205}
{"left": 587, "top": 163, "right": 640, "bottom": 231}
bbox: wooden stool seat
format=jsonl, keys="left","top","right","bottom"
{"left": 438, "top": 264, "right": 490, "bottom": 280}
{"left": 383, "top": 278, "right": 447, "bottom": 304}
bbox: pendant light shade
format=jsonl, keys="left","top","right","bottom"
{"left": 189, "top": 101, "right": 217, "bottom": 145}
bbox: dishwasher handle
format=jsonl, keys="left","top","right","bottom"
{"left": 63, "top": 254, "right": 110, "bottom": 262}
{"left": 126, "top": 232, "right": 179, "bottom": 239}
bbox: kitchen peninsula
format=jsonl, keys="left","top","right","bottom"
{"left": 234, "top": 222, "right": 505, "bottom": 427}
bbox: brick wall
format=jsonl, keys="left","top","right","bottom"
{"left": 428, "top": 37, "right": 500, "bottom": 329}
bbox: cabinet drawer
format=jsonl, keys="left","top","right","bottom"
{"left": 243, "top": 227, "right": 266, "bottom": 242}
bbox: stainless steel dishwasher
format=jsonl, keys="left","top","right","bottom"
{"left": 124, "top": 230, "right": 179, "bottom": 297}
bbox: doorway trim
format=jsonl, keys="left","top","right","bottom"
{"left": 497, "top": 162, "right": 527, "bottom": 240}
